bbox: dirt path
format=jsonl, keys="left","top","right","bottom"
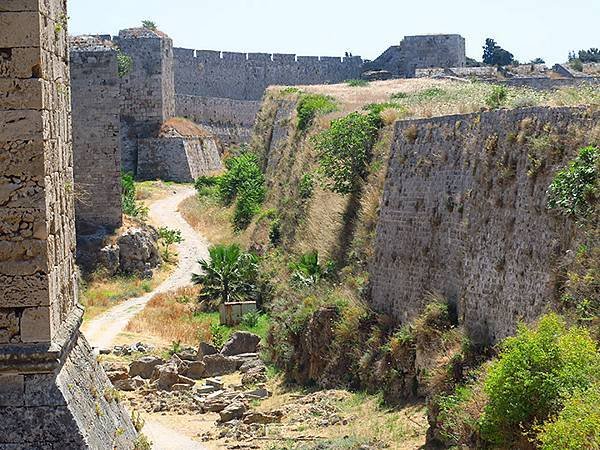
{"left": 83, "top": 186, "right": 210, "bottom": 449}
{"left": 83, "top": 185, "right": 209, "bottom": 351}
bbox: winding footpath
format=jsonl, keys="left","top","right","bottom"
{"left": 82, "top": 185, "right": 210, "bottom": 450}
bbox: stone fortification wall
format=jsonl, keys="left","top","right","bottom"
{"left": 137, "top": 135, "right": 222, "bottom": 182}
{"left": 173, "top": 49, "right": 362, "bottom": 147}
{"left": 70, "top": 39, "right": 123, "bottom": 232}
{"left": 175, "top": 94, "right": 261, "bottom": 145}
{"left": 114, "top": 28, "right": 175, "bottom": 173}
{"left": 364, "top": 34, "right": 466, "bottom": 77}
{"left": 370, "top": 106, "right": 598, "bottom": 345}
{"left": 0, "top": 1, "right": 136, "bottom": 447}
{"left": 173, "top": 49, "right": 364, "bottom": 101}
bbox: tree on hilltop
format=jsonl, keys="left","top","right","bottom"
{"left": 482, "top": 38, "right": 515, "bottom": 66}
{"left": 141, "top": 20, "right": 157, "bottom": 30}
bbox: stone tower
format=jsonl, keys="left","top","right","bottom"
{"left": 0, "top": 1, "right": 137, "bottom": 447}
{"left": 115, "top": 27, "right": 175, "bottom": 174}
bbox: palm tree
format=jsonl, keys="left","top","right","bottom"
{"left": 192, "top": 244, "right": 258, "bottom": 304}
{"left": 289, "top": 250, "right": 324, "bottom": 286}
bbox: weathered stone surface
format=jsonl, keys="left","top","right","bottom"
{"left": 117, "top": 227, "right": 161, "bottom": 275}
{"left": 70, "top": 39, "right": 123, "bottom": 232}
{"left": 242, "top": 366, "right": 268, "bottom": 386}
{"left": 106, "top": 368, "right": 129, "bottom": 383}
{"left": 129, "top": 356, "right": 164, "bottom": 379}
{"left": 243, "top": 411, "right": 282, "bottom": 425}
{"left": 220, "top": 331, "right": 261, "bottom": 356}
{"left": 0, "top": 3, "right": 137, "bottom": 447}
{"left": 197, "top": 341, "right": 218, "bottom": 359}
{"left": 202, "top": 354, "right": 242, "bottom": 377}
{"left": 370, "top": 106, "right": 600, "bottom": 345}
{"left": 98, "top": 244, "right": 120, "bottom": 276}
{"left": 184, "top": 361, "right": 206, "bottom": 380}
{"left": 114, "top": 376, "right": 145, "bottom": 392}
{"left": 218, "top": 401, "right": 247, "bottom": 422}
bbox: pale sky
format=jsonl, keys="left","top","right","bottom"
{"left": 68, "top": 0, "right": 599, "bottom": 64}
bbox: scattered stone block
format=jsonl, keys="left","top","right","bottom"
{"left": 220, "top": 332, "right": 261, "bottom": 356}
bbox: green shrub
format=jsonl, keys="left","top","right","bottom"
{"left": 194, "top": 175, "right": 221, "bottom": 197}
{"left": 547, "top": 146, "right": 599, "bottom": 219}
{"left": 536, "top": 383, "right": 600, "bottom": 450}
{"left": 481, "top": 314, "right": 600, "bottom": 444}
{"left": 141, "top": 20, "right": 157, "bottom": 30}
{"left": 269, "top": 217, "right": 281, "bottom": 245}
{"left": 485, "top": 85, "right": 508, "bottom": 109}
{"left": 289, "top": 250, "right": 333, "bottom": 286}
{"left": 299, "top": 172, "right": 315, "bottom": 199}
{"left": 569, "top": 59, "right": 584, "bottom": 72}
{"left": 210, "top": 323, "right": 228, "bottom": 349}
{"left": 313, "top": 112, "right": 380, "bottom": 194}
{"left": 157, "top": 226, "right": 183, "bottom": 261}
{"left": 116, "top": 49, "right": 133, "bottom": 78}
{"left": 218, "top": 153, "right": 266, "bottom": 230}
{"left": 297, "top": 94, "right": 337, "bottom": 131}
{"left": 121, "top": 172, "right": 148, "bottom": 219}
{"left": 417, "top": 87, "right": 446, "bottom": 99}
{"left": 346, "top": 79, "right": 369, "bottom": 87}
{"left": 192, "top": 244, "right": 258, "bottom": 304}
{"left": 241, "top": 311, "right": 261, "bottom": 328}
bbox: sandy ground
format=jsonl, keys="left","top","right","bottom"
{"left": 82, "top": 186, "right": 210, "bottom": 450}
{"left": 82, "top": 185, "right": 209, "bottom": 350}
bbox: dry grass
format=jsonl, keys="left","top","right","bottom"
{"left": 257, "top": 378, "right": 428, "bottom": 449}
{"left": 160, "top": 117, "right": 212, "bottom": 138}
{"left": 125, "top": 286, "right": 211, "bottom": 346}
{"left": 178, "top": 194, "right": 244, "bottom": 247}
{"left": 81, "top": 263, "right": 174, "bottom": 321}
{"left": 135, "top": 180, "right": 185, "bottom": 202}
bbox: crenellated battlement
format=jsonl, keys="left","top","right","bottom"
{"left": 174, "top": 47, "right": 363, "bottom": 65}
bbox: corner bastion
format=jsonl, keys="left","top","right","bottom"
{"left": 0, "top": 1, "right": 137, "bottom": 447}
{"left": 370, "top": 106, "right": 599, "bottom": 345}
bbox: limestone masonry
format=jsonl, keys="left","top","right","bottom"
{"left": 370, "top": 106, "right": 599, "bottom": 345}
{"left": 70, "top": 37, "right": 123, "bottom": 233}
{"left": 71, "top": 30, "right": 467, "bottom": 162}
{"left": 0, "top": 1, "right": 136, "bottom": 447}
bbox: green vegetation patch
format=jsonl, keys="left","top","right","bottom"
{"left": 297, "top": 93, "right": 337, "bottom": 131}
{"left": 547, "top": 145, "right": 599, "bottom": 219}
{"left": 121, "top": 172, "right": 148, "bottom": 219}
{"left": 313, "top": 111, "right": 380, "bottom": 194}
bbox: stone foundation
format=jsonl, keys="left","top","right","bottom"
{"left": 0, "top": 308, "right": 137, "bottom": 449}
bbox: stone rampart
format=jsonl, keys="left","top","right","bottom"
{"left": 370, "top": 106, "right": 599, "bottom": 345}
{"left": 174, "top": 49, "right": 364, "bottom": 101}
{"left": 70, "top": 40, "right": 123, "bottom": 232}
{"left": 137, "top": 135, "right": 222, "bottom": 182}
{"left": 175, "top": 94, "right": 261, "bottom": 145}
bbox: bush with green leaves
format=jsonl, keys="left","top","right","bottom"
{"left": 313, "top": 112, "right": 380, "bottom": 194}
{"left": 480, "top": 313, "right": 600, "bottom": 444}
{"left": 536, "top": 383, "right": 600, "bottom": 449}
{"left": 210, "top": 323, "right": 228, "bottom": 349}
{"left": 241, "top": 311, "right": 261, "bottom": 328}
{"left": 569, "top": 59, "right": 584, "bottom": 72}
{"left": 485, "top": 85, "right": 508, "bottom": 109}
{"left": 141, "top": 20, "right": 157, "bottom": 30}
{"left": 298, "top": 172, "right": 315, "bottom": 199}
{"left": 192, "top": 244, "right": 258, "bottom": 304}
{"left": 157, "top": 227, "right": 183, "bottom": 261}
{"left": 289, "top": 250, "right": 334, "bottom": 286}
{"left": 296, "top": 94, "right": 337, "bottom": 131}
{"left": 482, "top": 38, "right": 514, "bottom": 66}
{"left": 547, "top": 146, "right": 598, "bottom": 219}
{"left": 116, "top": 49, "right": 133, "bottom": 78}
{"left": 217, "top": 153, "right": 266, "bottom": 230}
{"left": 121, "top": 172, "right": 148, "bottom": 219}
